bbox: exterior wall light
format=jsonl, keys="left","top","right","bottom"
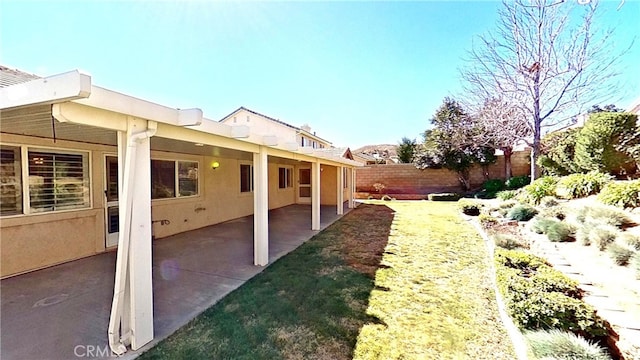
{"left": 211, "top": 161, "right": 220, "bottom": 170}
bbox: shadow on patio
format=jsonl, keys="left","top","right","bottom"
{"left": 0, "top": 204, "right": 349, "bottom": 360}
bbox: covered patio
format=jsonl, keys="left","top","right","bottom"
{"left": 0, "top": 203, "right": 352, "bottom": 360}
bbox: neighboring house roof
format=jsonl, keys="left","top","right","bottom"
{"left": 627, "top": 95, "right": 640, "bottom": 115}
{"left": 220, "top": 106, "right": 332, "bottom": 145}
{"left": 313, "top": 147, "right": 354, "bottom": 160}
{"left": 0, "top": 65, "right": 40, "bottom": 88}
{"left": 353, "top": 152, "right": 378, "bottom": 162}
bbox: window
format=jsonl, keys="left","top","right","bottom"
{"left": 28, "top": 149, "right": 90, "bottom": 213}
{"left": 300, "top": 137, "right": 306, "bottom": 147}
{"left": 1, "top": 146, "right": 22, "bottom": 215}
{"left": 240, "top": 164, "right": 253, "bottom": 193}
{"left": 151, "top": 160, "right": 199, "bottom": 199}
{"left": 278, "top": 167, "right": 292, "bottom": 189}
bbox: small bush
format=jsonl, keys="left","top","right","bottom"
{"left": 497, "top": 190, "right": 517, "bottom": 200}
{"left": 540, "top": 196, "right": 559, "bottom": 207}
{"left": 532, "top": 266, "right": 581, "bottom": 298}
{"left": 478, "top": 213, "right": 497, "bottom": 227}
{"left": 607, "top": 243, "right": 635, "bottom": 266}
{"left": 575, "top": 224, "right": 595, "bottom": 246}
{"left": 538, "top": 205, "right": 567, "bottom": 221}
{"left": 621, "top": 233, "right": 640, "bottom": 251}
{"left": 495, "top": 248, "right": 549, "bottom": 271}
{"left": 530, "top": 216, "right": 559, "bottom": 234}
{"left": 458, "top": 199, "right": 481, "bottom": 216}
{"left": 590, "top": 225, "right": 618, "bottom": 251}
{"left": 493, "top": 234, "right": 524, "bottom": 250}
{"left": 499, "top": 200, "right": 518, "bottom": 209}
{"left": 598, "top": 179, "right": 640, "bottom": 209}
{"left": 428, "top": 193, "right": 460, "bottom": 201}
{"left": 506, "top": 175, "right": 531, "bottom": 190}
{"left": 521, "top": 176, "right": 559, "bottom": 205}
{"left": 574, "top": 205, "right": 634, "bottom": 228}
{"left": 556, "top": 171, "right": 613, "bottom": 199}
{"left": 483, "top": 178, "right": 505, "bottom": 193}
{"left": 525, "top": 329, "right": 610, "bottom": 360}
{"left": 507, "top": 204, "right": 538, "bottom": 222}
{"left": 546, "top": 222, "right": 574, "bottom": 242}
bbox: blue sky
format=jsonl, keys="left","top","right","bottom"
{"left": 1, "top": 1, "right": 638, "bottom": 149}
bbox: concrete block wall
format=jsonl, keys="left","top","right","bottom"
{"left": 356, "top": 150, "right": 530, "bottom": 198}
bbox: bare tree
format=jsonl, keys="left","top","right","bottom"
{"left": 461, "top": 0, "right": 628, "bottom": 180}
{"left": 471, "top": 97, "right": 532, "bottom": 179}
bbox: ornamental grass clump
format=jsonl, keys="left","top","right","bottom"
{"left": 621, "top": 233, "right": 640, "bottom": 251}
{"left": 546, "top": 222, "right": 574, "bottom": 243}
{"left": 525, "top": 330, "right": 610, "bottom": 360}
{"left": 530, "top": 216, "right": 558, "bottom": 235}
{"left": 492, "top": 234, "right": 524, "bottom": 250}
{"left": 607, "top": 243, "right": 635, "bottom": 266}
{"left": 520, "top": 176, "right": 558, "bottom": 205}
{"left": 556, "top": 171, "right": 613, "bottom": 199}
{"left": 590, "top": 225, "right": 618, "bottom": 251}
{"left": 507, "top": 204, "right": 538, "bottom": 222}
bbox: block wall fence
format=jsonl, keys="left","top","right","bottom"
{"left": 355, "top": 150, "right": 531, "bottom": 199}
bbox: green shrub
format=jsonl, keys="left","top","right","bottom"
{"left": 483, "top": 178, "right": 505, "bottom": 193}
{"left": 457, "top": 199, "right": 481, "bottom": 216}
{"left": 621, "top": 233, "right": 640, "bottom": 251}
{"left": 607, "top": 243, "right": 635, "bottom": 266}
{"left": 493, "top": 234, "right": 524, "bottom": 250}
{"left": 506, "top": 175, "right": 531, "bottom": 190}
{"left": 538, "top": 205, "right": 568, "bottom": 221}
{"left": 530, "top": 217, "right": 559, "bottom": 234}
{"left": 574, "top": 112, "right": 638, "bottom": 175}
{"left": 521, "top": 176, "right": 559, "bottom": 205}
{"left": 428, "top": 193, "right": 461, "bottom": 201}
{"left": 556, "top": 171, "right": 613, "bottom": 199}
{"left": 532, "top": 266, "right": 581, "bottom": 298}
{"left": 496, "top": 190, "right": 517, "bottom": 200}
{"left": 507, "top": 204, "right": 538, "bottom": 222}
{"left": 540, "top": 196, "right": 560, "bottom": 207}
{"left": 478, "top": 213, "right": 497, "bottom": 227}
{"left": 537, "top": 128, "right": 582, "bottom": 176}
{"left": 499, "top": 200, "right": 518, "bottom": 209}
{"left": 546, "top": 222, "right": 574, "bottom": 242}
{"left": 525, "top": 330, "right": 610, "bottom": 360}
{"left": 598, "top": 180, "right": 640, "bottom": 209}
{"left": 495, "top": 248, "right": 549, "bottom": 271}
{"left": 590, "top": 225, "right": 618, "bottom": 251}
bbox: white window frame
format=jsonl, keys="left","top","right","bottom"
{"left": 150, "top": 158, "right": 200, "bottom": 201}
{"left": 239, "top": 162, "right": 254, "bottom": 194}
{"left": 0, "top": 143, "right": 93, "bottom": 217}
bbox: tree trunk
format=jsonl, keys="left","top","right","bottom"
{"left": 503, "top": 147, "right": 513, "bottom": 180}
{"left": 458, "top": 170, "right": 470, "bottom": 191}
{"left": 531, "top": 64, "right": 542, "bottom": 182}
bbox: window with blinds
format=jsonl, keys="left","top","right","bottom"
{"left": 28, "top": 149, "right": 90, "bottom": 213}
{"left": 1, "top": 146, "right": 22, "bottom": 215}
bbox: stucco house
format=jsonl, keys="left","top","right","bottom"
{"left": 0, "top": 65, "right": 359, "bottom": 354}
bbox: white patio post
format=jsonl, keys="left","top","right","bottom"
{"left": 349, "top": 168, "right": 356, "bottom": 208}
{"left": 253, "top": 145, "right": 269, "bottom": 266}
{"left": 347, "top": 167, "right": 354, "bottom": 209}
{"left": 312, "top": 160, "right": 321, "bottom": 230}
{"left": 108, "top": 118, "right": 156, "bottom": 355}
{"left": 336, "top": 166, "right": 344, "bottom": 215}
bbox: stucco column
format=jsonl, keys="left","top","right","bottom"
{"left": 347, "top": 167, "right": 354, "bottom": 209}
{"left": 349, "top": 168, "right": 356, "bottom": 208}
{"left": 253, "top": 146, "right": 269, "bottom": 266}
{"left": 312, "top": 160, "right": 321, "bottom": 230}
{"left": 337, "top": 166, "right": 344, "bottom": 215}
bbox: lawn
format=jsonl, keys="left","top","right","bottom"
{"left": 139, "top": 201, "right": 516, "bottom": 359}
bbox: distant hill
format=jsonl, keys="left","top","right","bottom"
{"left": 353, "top": 144, "right": 398, "bottom": 162}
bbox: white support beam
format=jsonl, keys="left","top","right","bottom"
{"left": 347, "top": 167, "right": 355, "bottom": 209}
{"left": 53, "top": 101, "right": 129, "bottom": 131}
{"left": 253, "top": 146, "right": 269, "bottom": 266}
{"left": 349, "top": 168, "right": 356, "bottom": 208}
{"left": 108, "top": 118, "right": 156, "bottom": 355}
{"left": 337, "top": 166, "right": 344, "bottom": 215}
{"left": 0, "top": 70, "right": 91, "bottom": 110}
{"left": 311, "top": 160, "right": 321, "bottom": 230}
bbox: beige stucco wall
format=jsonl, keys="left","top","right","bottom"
{"left": 221, "top": 109, "right": 298, "bottom": 144}
{"left": 0, "top": 134, "right": 310, "bottom": 277}
{"left": 320, "top": 165, "right": 338, "bottom": 205}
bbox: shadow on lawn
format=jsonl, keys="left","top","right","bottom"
{"left": 140, "top": 203, "right": 396, "bottom": 360}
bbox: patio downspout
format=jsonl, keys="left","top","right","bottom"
{"left": 108, "top": 121, "right": 157, "bottom": 356}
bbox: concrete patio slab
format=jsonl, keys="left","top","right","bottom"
{"left": 1, "top": 204, "right": 350, "bottom": 360}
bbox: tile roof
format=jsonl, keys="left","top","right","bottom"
{"left": 313, "top": 147, "right": 353, "bottom": 159}
{"left": 0, "top": 65, "right": 40, "bottom": 88}
{"left": 219, "top": 106, "right": 299, "bottom": 130}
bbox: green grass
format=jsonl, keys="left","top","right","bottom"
{"left": 140, "top": 202, "right": 516, "bottom": 359}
